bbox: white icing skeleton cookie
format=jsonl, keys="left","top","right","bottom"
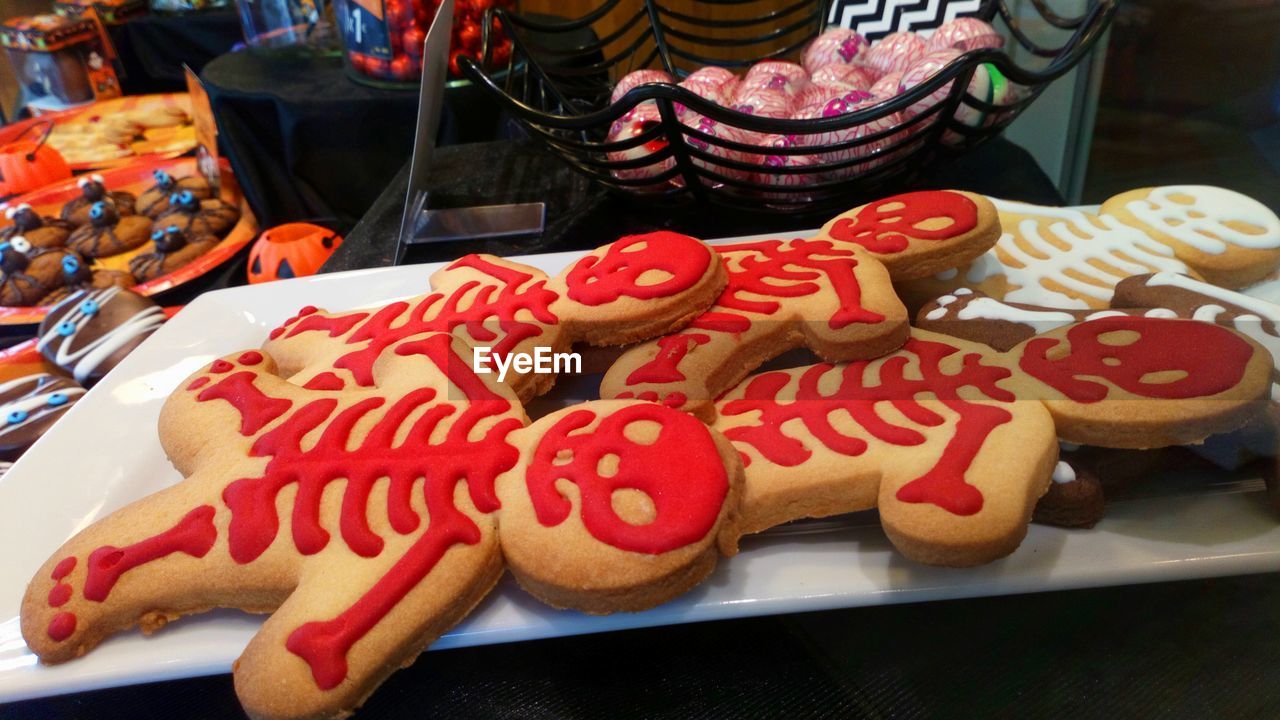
{"left": 900, "top": 186, "right": 1280, "bottom": 309}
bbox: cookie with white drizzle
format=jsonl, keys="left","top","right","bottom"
{"left": 1032, "top": 457, "right": 1105, "bottom": 529}
{"left": 60, "top": 175, "right": 136, "bottom": 227}
{"left": 0, "top": 374, "right": 85, "bottom": 459}
{"left": 2, "top": 204, "right": 73, "bottom": 248}
{"left": 915, "top": 287, "right": 1178, "bottom": 352}
{"left": 37, "top": 287, "right": 166, "bottom": 385}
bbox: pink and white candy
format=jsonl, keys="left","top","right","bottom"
{"left": 606, "top": 103, "right": 674, "bottom": 183}
{"left": 682, "top": 113, "right": 757, "bottom": 184}
{"left": 869, "top": 71, "right": 904, "bottom": 100}
{"left": 791, "top": 82, "right": 857, "bottom": 117}
{"left": 925, "top": 18, "right": 1004, "bottom": 53}
{"left": 678, "top": 66, "right": 739, "bottom": 108}
{"left": 862, "top": 31, "right": 928, "bottom": 78}
{"left": 801, "top": 28, "right": 869, "bottom": 74}
{"left": 755, "top": 135, "right": 820, "bottom": 197}
{"left": 731, "top": 86, "right": 790, "bottom": 119}
{"left": 611, "top": 69, "right": 674, "bottom": 104}
{"left": 899, "top": 49, "right": 991, "bottom": 131}
{"left": 810, "top": 63, "right": 874, "bottom": 91}
{"left": 794, "top": 90, "right": 899, "bottom": 174}
{"left": 742, "top": 60, "right": 809, "bottom": 100}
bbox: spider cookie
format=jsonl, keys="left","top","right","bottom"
{"left": 129, "top": 226, "right": 219, "bottom": 282}
{"left": 263, "top": 231, "right": 727, "bottom": 401}
{"left": 813, "top": 190, "right": 1001, "bottom": 279}
{"left": 601, "top": 190, "right": 1001, "bottom": 419}
{"left": 901, "top": 187, "right": 1280, "bottom": 309}
{"left": 153, "top": 191, "right": 240, "bottom": 238}
{"left": 2, "top": 204, "right": 73, "bottom": 248}
{"left": 60, "top": 175, "right": 136, "bottom": 227}
{"left": 22, "top": 333, "right": 741, "bottom": 720}
{"left": 0, "top": 240, "right": 49, "bottom": 306}
{"left": 1100, "top": 186, "right": 1280, "bottom": 287}
{"left": 137, "top": 170, "right": 213, "bottom": 219}
{"left": 68, "top": 202, "right": 153, "bottom": 258}
{"left": 712, "top": 316, "right": 1271, "bottom": 566}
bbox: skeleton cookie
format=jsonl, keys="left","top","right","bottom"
{"left": 22, "top": 333, "right": 741, "bottom": 720}
{"left": 901, "top": 187, "right": 1280, "bottom": 310}
{"left": 601, "top": 190, "right": 1001, "bottom": 419}
{"left": 712, "top": 316, "right": 1271, "bottom": 566}
{"left": 263, "top": 231, "right": 727, "bottom": 401}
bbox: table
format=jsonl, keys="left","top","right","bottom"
{"left": 108, "top": 10, "right": 243, "bottom": 95}
{"left": 10, "top": 138, "right": 1279, "bottom": 719}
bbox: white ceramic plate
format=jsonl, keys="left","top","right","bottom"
{"left": 2, "top": 235, "right": 1278, "bottom": 704}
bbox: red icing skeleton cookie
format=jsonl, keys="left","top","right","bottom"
{"left": 263, "top": 231, "right": 725, "bottom": 401}
{"left": 601, "top": 190, "right": 1001, "bottom": 419}
{"left": 712, "top": 317, "right": 1271, "bottom": 566}
{"left": 21, "top": 334, "right": 741, "bottom": 720}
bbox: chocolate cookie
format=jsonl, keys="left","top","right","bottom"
{"left": 37, "top": 287, "right": 166, "bottom": 384}
{"left": 2, "top": 204, "right": 72, "bottom": 248}
{"left": 1032, "top": 460, "right": 1106, "bottom": 528}
{"left": 60, "top": 175, "right": 136, "bottom": 227}
{"left": 129, "top": 225, "right": 218, "bottom": 282}
{"left": 37, "top": 253, "right": 134, "bottom": 307}
{"left": 0, "top": 240, "right": 48, "bottom": 306}
{"left": 67, "top": 202, "right": 153, "bottom": 258}
{"left": 0, "top": 373, "right": 85, "bottom": 460}
{"left": 153, "top": 191, "right": 239, "bottom": 238}
{"left": 136, "top": 170, "right": 212, "bottom": 219}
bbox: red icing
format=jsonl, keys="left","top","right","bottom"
{"left": 47, "top": 583, "right": 71, "bottom": 607}
{"left": 621, "top": 239, "right": 886, "bottom": 398}
{"left": 198, "top": 372, "right": 293, "bottom": 435}
{"left": 273, "top": 255, "right": 558, "bottom": 387}
{"left": 47, "top": 612, "right": 75, "bottom": 641}
{"left": 564, "top": 232, "right": 712, "bottom": 305}
{"left": 1020, "top": 317, "right": 1254, "bottom": 403}
{"left": 238, "top": 351, "right": 264, "bottom": 366}
{"left": 268, "top": 306, "right": 323, "bottom": 340}
{"left": 83, "top": 506, "right": 217, "bottom": 602}
{"left": 210, "top": 359, "right": 234, "bottom": 373}
{"left": 51, "top": 557, "right": 76, "bottom": 580}
{"left": 187, "top": 377, "right": 210, "bottom": 391}
{"left": 825, "top": 190, "right": 979, "bottom": 254}
{"left": 721, "top": 337, "right": 1015, "bottom": 515}
{"left": 302, "top": 372, "right": 345, "bottom": 391}
{"left": 526, "top": 403, "right": 728, "bottom": 553}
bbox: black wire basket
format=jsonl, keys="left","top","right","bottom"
{"left": 458, "top": 0, "right": 1116, "bottom": 213}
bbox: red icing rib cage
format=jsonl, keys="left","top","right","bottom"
{"left": 713, "top": 317, "right": 1269, "bottom": 566}
{"left": 21, "top": 332, "right": 737, "bottom": 720}
{"left": 261, "top": 231, "right": 722, "bottom": 400}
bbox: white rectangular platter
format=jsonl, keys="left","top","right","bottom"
{"left": 2, "top": 233, "right": 1279, "bottom": 703}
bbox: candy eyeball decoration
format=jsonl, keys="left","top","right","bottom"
{"left": 151, "top": 169, "right": 175, "bottom": 190}
{"left": 77, "top": 175, "right": 106, "bottom": 201}
{"left": 155, "top": 225, "right": 187, "bottom": 254}
{"left": 10, "top": 236, "right": 33, "bottom": 256}
{"left": 169, "top": 190, "right": 200, "bottom": 212}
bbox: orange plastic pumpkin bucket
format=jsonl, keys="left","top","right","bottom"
{"left": 0, "top": 121, "right": 71, "bottom": 199}
{"left": 247, "top": 222, "right": 343, "bottom": 284}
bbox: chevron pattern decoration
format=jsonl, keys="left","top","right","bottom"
{"left": 826, "top": 0, "right": 986, "bottom": 41}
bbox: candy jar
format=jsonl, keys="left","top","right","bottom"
{"left": 334, "top": 0, "right": 514, "bottom": 87}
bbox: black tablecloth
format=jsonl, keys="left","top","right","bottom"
{"left": 11, "top": 138, "right": 1280, "bottom": 719}
{"left": 108, "top": 10, "right": 243, "bottom": 95}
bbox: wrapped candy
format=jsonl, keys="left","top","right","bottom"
{"left": 794, "top": 90, "right": 900, "bottom": 175}
{"left": 611, "top": 69, "right": 674, "bottom": 104}
{"left": 868, "top": 71, "right": 904, "bottom": 100}
{"left": 791, "top": 82, "right": 857, "bottom": 116}
{"left": 678, "top": 66, "right": 739, "bottom": 109}
{"left": 898, "top": 49, "right": 992, "bottom": 137}
{"left": 810, "top": 63, "right": 874, "bottom": 91}
{"left": 741, "top": 60, "right": 809, "bottom": 100}
{"left": 682, "top": 113, "right": 757, "bottom": 184}
{"left": 754, "top": 134, "right": 820, "bottom": 195}
{"left": 801, "top": 27, "right": 869, "bottom": 74}
{"left": 862, "top": 31, "right": 928, "bottom": 78}
{"left": 731, "top": 86, "right": 790, "bottom": 119}
{"left": 606, "top": 103, "right": 674, "bottom": 184}
{"left": 926, "top": 17, "right": 1004, "bottom": 53}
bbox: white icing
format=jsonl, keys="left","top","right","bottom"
{"left": 924, "top": 307, "right": 947, "bottom": 321}
{"left": 954, "top": 288, "right": 973, "bottom": 296}
{"left": 935, "top": 268, "right": 959, "bottom": 281}
{"left": 1142, "top": 308, "right": 1178, "bottom": 318}
{"left": 1121, "top": 186, "right": 1280, "bottom": 254}
{"left": 969, "top": 200, "right": 1190, "bottom": 308}
{"left": 1084, "top": 310, "right": 1127, "bottom": 320}
{"left": 954, "top": 296, "right": 1075, "bottom": 325}
{"left": 1192, "top": 304, "right": 1227, "bottom": 322}
{"left": 936, "top": 294, "right": 957, "bottom": 307}
{"left": 36, "top": 287, "right": 166, "bottom": 384}
{"left": 1052, "top": 461, "right": 1076, "bottom": 484}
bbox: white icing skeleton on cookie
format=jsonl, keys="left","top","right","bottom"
{"left": 1125, "top": 186, "right": 1280, "bottom": 254}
